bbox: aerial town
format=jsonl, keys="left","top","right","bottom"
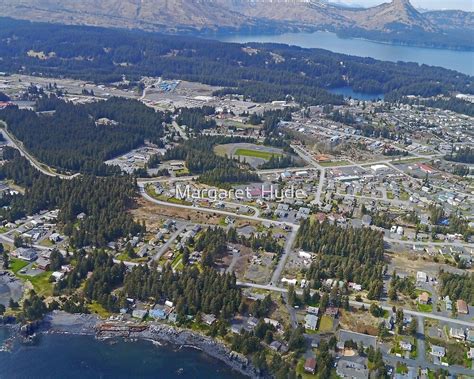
{"left": 0, "top": 66, "right": 472, "bottom": 379}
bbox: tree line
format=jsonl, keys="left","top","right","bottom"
{"left": 163, "top": 136, "right": 260, "bottom": 187}
{"left": 0, "top": 96, "right": 169, "bottom": 175}
{"left": 296, "top": 220, "right": 386, "bottom": 299}
{"left": 439, "top": 271, "right": 473, "bottom": 304}
{"left": 1, "top": 18, "right": 471, "bottom": 106}
{"left": 0, "top": 155, "right": 143, "bottom": 247}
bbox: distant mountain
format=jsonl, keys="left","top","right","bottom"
{"left": 221, "top": 0, "right": 436, "bottom": 31}
{"left": 0, "top": 0, "right": 261, "bottom": 31}
{"left": 424, "top": 10, "right": 474, "bottom": 33}
{"left": 0, "top": 0, "right": 472, "bottom": 49}
{"left": 341, "top": 0, "right": 436, "bottom": 32}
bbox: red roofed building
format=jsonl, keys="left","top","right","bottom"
{"left": 0, "top": 101, "right": 13, "bottom": 109}
{"left": 416, "top": 163, "right": 436, "bottom": 174}
{"left": 457, "top": 299, "right": 469, "bottom": 315}
{"left": 304, "top": 358, "right": 316, "bottom": 374}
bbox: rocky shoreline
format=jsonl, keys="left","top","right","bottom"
{"left": 34, "top": 311, "right": 260, "bottom": 378}
{"left": 100, "top": 323, "right": 260, "bottom": 378}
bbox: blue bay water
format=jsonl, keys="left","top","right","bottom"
{"left": 0, "top": 332, "right": 245, "bottom": 379}
{"left": 216, "top": 31, "right": 474, "bottom": 76}
{"left": 329, "top": 86, "right": 384, "bottom": 101}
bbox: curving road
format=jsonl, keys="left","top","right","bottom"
{"left": 138, "top": 183, "right": 298, "bottom": 229}
{"left": 1, "top": 123, "right": 78, "bottom": 180}
{"left": 236, "top": 281, "right": 474, "bottom": 328}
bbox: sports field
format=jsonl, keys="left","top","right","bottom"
{"left": 234, "top": 148, "right": 281, "bottom": 160}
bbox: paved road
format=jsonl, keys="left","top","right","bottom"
{"left": 343, "top": 193, "right": 409, "bottom": 207}
{"left": 384, "top": 237, "right": 473, "bottom": 248}
{"left": 382, "top": 352, "right": 474, "bottom": 377}
{"left": 416, "top": 315, "right": 426, "bottom": 365}
{"left": 314, "top": 168, "right": 326, "bottom": 205}
{"left": 172, "top": 120, "right": 188, "bottom": 141}
{"left": 138, "top": 183, "right": 298, "bottom": 229}
{"left": 237, "top": 281, "right": 474, "bottom": 328}
{"left": 282, "top": 292, "right": 298, "bottom": 329}
{"left": 270, "top": 225, "right": 299, "bottom": 286}
{"left": 152, "top": 223, "right": 188, "bottom": 262}
{"left": 0, "top": 123, "right": 78, "bottom": 180}
{"left": 226, "top": 251, "right": 240, "bottom": 274}
{"left": 291, "top": 144, "right": 322, "bottom": 170}
{"left": 136, "top": 166, "right": 313, "bottom": 185}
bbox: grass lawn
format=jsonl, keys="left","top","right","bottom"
{"left": 88, "top": 301, "right": 112, "bottom": 318}
{"left": 146, "top": 186, "right": 191, "bottom": 205}
{"left": 318, "top": 315, "right": 334, "bottom": 332}
{"left": 9, "top": 258, "right": 29, "bottom": 274}
{"left": 418, "top": 303, "right": 433, "bottom": 313}
{"left": 409, "top": 340, "right": 418, "bottom": 359}
{"left": 400, "top": 191, "right": 410, "bottom": 201}
{"left": 39, "top": 238, "right": 54, "bottom": 247}
{"left": 115, "top": 253, "right": 148, "bottom": 263}
{"left": 234, "top": 148, "right": 281, "bottom": 160}
{"left": 17, "top": 271, "right": 53, "bottom": 297}
{"left": 396, "top": 362, "right": 408, "bottom": 374}
{"left": 175, "top": 167, "right": 190, "bottom": 176}
{"left": 392, "top": 157, "right": 427, "bottom": 165}
{"left": 171, "top": 253, "right": 183, "bottom": 268}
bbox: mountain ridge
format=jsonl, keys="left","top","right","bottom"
{"left": 0, "top": 0, "right": 471, "bottom": 49}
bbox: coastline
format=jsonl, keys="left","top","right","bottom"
{"left": 33, "top": 311, "right": 260, "bottom": 379}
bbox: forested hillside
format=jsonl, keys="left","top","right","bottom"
{"left": 0, "top": 96, "right": 169, "bottom": 175}
{"left": 0, "top": 154, "right": 143, "bottom": 247}
{"left": 297, "top": 220, "right": 386, "bottom": 300}
{"left": 0, "top": 18, "right": 471, "bottom": 106}
{"left": 123, "top": 265, "right": 242, "bottom": 319}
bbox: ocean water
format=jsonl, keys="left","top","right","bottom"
{"left": 216, "top": 31, "right": 474, "bottom": 76}
{"left": 0, "top": 333, "right": 245, "bottom": 379}
{"left": 328, "top": 86, "right": 384, "bottom": 101}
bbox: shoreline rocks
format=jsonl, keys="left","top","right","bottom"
{"left": 42, "top": 311, "right": 261, "bottom": 378}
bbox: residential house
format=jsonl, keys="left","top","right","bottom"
{"left": 430, "top": 345, "right": 446, "bottom": 358}
{"left": 149, "top": 308, "right": 167, "bottom": 320}
{"left": 132, "top": 309, "right": 147, "bottom": 319}
{"left": 202, "top": 313, "right": 217, "bottom": 326}
{"left": 305, "top": 314, "right": 318, "bottom": 331}
{"left": 467, "top": 348, "right": 474, "bottom": 360}
{"left": 168, "top": 313, "right": 178, "bottom": 323}
{"left": 269, "top": 341, "right": 282, "bottom": 352}
{"left": 36, "top": 256, "right": 50, "bottom": 270}
{"left": 51, "top": 271, "right": 64, "bottom": 281}
{"left": 450, "top": 328, "right": 465, "bottom": 341}
{"left": 416, "top": 271, "right": 428, "bottom": 283}
{"left": 263, "top": 318, "right": 280, "bottom": 328}
{"left": 336, "top": 359, "right": 369, "bottom": 379}
{"left": 15, "top": 247, "right": 38, "bottom": 262}
{"left": 445, "top": 296, "right": 452, "bottom": 311}
{"left": 231, "top": 324, "right": 243, "bottom": 334}
{"left": 418, "top": 292, "right": 430, "bottom": 305}
{"left": 457, "top": 299, "right": 469, "bottom": 315}
{"left": 400, "top": 341, "right": 412, "bottom": 352}
{"left": 467, "top": 329, "right": 474, "bottom": 343}
{"left": 49, "top": 233, "right": 62, "bottom": 243}
{"left": 304, "top": 358, "right": 316, "bottom": 374}
{"left": 296, "top": 207, "right": 310, "bottom": 220}
{"left": 247, "top": 317, "right": 258, "bottom": 328}
{"left": 325, "top": 307, "right": 339, "bottom": 317}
